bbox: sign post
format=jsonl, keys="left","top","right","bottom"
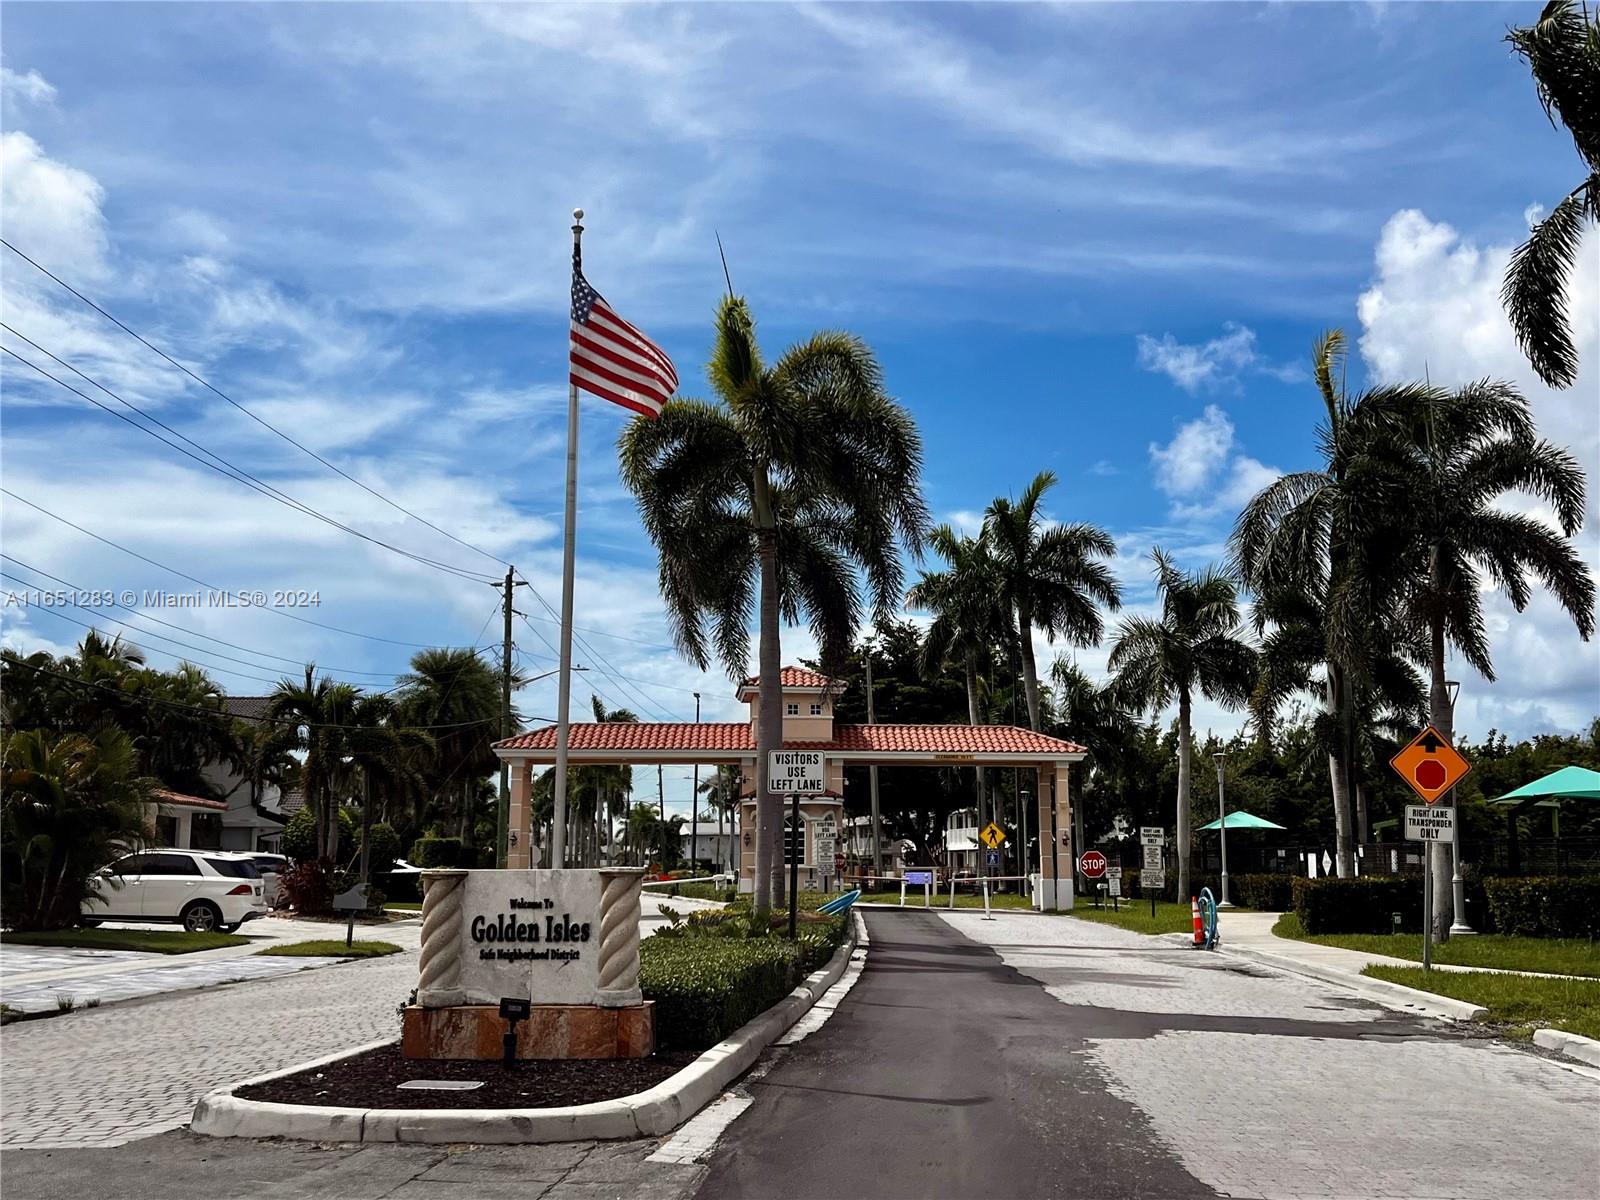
{"left": 1391, "top": 726, "right": 1472, "bottom": 957}
{"left": 1140, "top": 830, "right": 1165, "bottom": 918}
{"left": 1405, "top": 804, "right": 1454, "bottom": 970}
{"left": 770, "top": 751, "right": 826, "bottom": 941}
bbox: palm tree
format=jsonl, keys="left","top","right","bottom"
{"left": 620, "top": 296, "right": 928, "bottom": 912}
{"left": 1369, "top": 380, "right": 1593, "bottom": 933}
{"left": 908, "top": 524, "right": 1008, "bottom": 839}
{"left": 984, "top": 471, "right": 1121, "bottom": 733}
{"left": 1, "top": 725, "right": 154, "bottom": 930}
{"left": 267, "top": 667, "right": 370, "bottom": 860}
{"left": 393, "top": 648, "right": 504, "bottom": 855}
{"left": 1050, "top": 658, "right": 1141, "bottom": 865}
{"left": 1107, "top": 550, "right": 1257, "bottom": 899}
{"left": 697, "top": 764, "right": 740, "bottom": 872}
{"left": 584, "top": 697, "right": 638, "bottom": 866}
{"left": 1502, "top": 0, "right": 1599, "bottom": 389}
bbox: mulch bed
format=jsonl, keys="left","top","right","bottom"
{"left": 237, "top": 1044, "right": 701, "bottom": 1110}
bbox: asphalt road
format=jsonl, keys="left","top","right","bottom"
{"left": 696, "top": 910, "right": 1216, "bottom": 1200}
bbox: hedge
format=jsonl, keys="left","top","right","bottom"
{"left": 1293, "top": 876, "right": 1423, "bottom": 934}
{"left": 1485, "top": 876, "right": 1600, "bottom": 939}
{"left": 1232, "top": 874, "right": 1296, "bottom": 912}
{"left": 409, "top": 836, "right": 464, "bottom": 869}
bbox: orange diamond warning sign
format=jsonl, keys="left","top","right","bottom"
{"left": 1389, "top": 724, "right": 1471, "bottom": 805}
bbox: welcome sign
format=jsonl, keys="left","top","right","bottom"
{"left": 454, "top": 870, "right": 605, "bottom": 1006}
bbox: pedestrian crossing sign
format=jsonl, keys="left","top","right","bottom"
{"left": 979, "top": 822, "right": 1006, "bottom": 850}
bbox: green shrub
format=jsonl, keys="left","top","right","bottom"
{"left": 1293, "top": 875, "right": 1423, "bottom": 934}
{"left": 1233, "top": 874, "right": 1296, "bottom": 912}
{"left": 281, "top": 807, "right": 355, "bottom": 862}
{"left": 1486, "top": 876, "right": 1600, "bottom": 939}
{"left": 641, "top": 937, "right": 802, "bottom": 1051}
{"left": 365, "top": 822, "right": 402, "bottom": 876}
{"left": 409, "top": 836, "right": 463, "bottom": 868}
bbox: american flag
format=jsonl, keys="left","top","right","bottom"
{"left": 570, "top": 261, "right": 677, "bottom": 419}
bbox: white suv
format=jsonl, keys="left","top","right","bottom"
{"left": 83, "top": 850, "right": 270, "bottom": 933}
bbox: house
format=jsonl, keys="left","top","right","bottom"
{"left": 197, "top": 696, "right": 291, "bottom": 852}
{"left": 146, "top": 789, "right": 228, "bottom": 849}
{"left": 679, "top": 829, "right": 736, "bottom": 871}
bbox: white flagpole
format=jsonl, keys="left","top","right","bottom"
{"left": 551, "top": 207, "right": 584, "bottom": 870}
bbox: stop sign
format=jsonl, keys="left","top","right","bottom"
{"left": 1079, "top": 850, "right": 1108, "bottom": 879}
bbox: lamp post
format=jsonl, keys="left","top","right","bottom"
{"left": 1213, "top": 752, "right": 1232, "bottom": 907}
{"left": 864, "top": 638, "right": 882, "bottom": 879}
{"left": 1445, "top": 679, "right": 1475, "bottom": 934}
{"left": 689, "top": 692, "right": 701, "bottom": 876}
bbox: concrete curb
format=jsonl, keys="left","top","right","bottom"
{"left": 192, "top": 918, "right": 861, "bottom": 1144}
{"left": 1211, "top": 941, "right": 1489, "bottom": 1022}
{"left": 1533, "top": 1028, "right": 1600, "bottom": 1068}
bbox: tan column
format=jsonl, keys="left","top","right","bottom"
{"left": 1035, "top": 762, "right": 1075, "bottom": 910}
{"left": 508, "top": 761, "right": 532, "bottom": 869}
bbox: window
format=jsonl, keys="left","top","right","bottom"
{"left": 206, "top": 857, "right": 261, "bottom": 879}
{"left": 809, "top": 703, "right": 823, "bottom": 716}
{"left": 149, "top": 853, "right": 202, "bottom": 876}
{"left": 786, "top": 703, "right": 799, "bottom": 716}
{"left": 112, "top": 853, "right": 156, "bottom": 876}
{"left": 784, "top": 814, "right": 804, "bottom": 864}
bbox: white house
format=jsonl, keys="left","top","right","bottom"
{"left": 199, "top": 696, "right": 291, "bottom": 852}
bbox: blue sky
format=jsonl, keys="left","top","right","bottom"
{"left": 2, "top": 3, "right": 1596, "bottom": 818}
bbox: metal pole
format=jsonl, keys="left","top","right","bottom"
{"left": 690, "top": 692, "right": 701, "bottom": 874}
{"left": 866, "top": 644, "right": 882, "bottom": 877}
{"left": 787, "top": 793, "right": 800, "bottom": 939}
{"left": 1215, "top": 753, "right": 1232, "bottom": 907}
{"left": 1422, "top": 842, "right": 1433, "bottom": 970}
{"left": 551, "top": 209, "right": 585, "bottom": 871}
{"left": 496, "top": 567, "right": 514, "bottom": 868}
{"left": 1446, "top": 681, "right": 1473, "bottom": 934}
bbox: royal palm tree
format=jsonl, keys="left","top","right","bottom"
{"left": 908, "top": 525, "right": 1008, "bottom": 837}
{"left": 1108, "top": 550, "right": 1257, "bottom": 899}
{"left": 1503, "top": 0, "right": 1599, "bottom": 388}
{"left": 620, "top": 296, "right": 928, "bottom": 912}
{"left": 984, "top": 471, "right": 1121, "bottom": 733}
{"left": 1368, "top": 379, "right": 1593, "bottom": 932}
{"left": 267, "top": 667, "right": 371, "bottom": 859}
{"left": 393, "top": 648, "right": 504, "bottom": 854}
{"left": 584, "top": 697, "right": 638, "bottom": 866}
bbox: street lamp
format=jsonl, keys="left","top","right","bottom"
{"left": 1214, "top": 752, "right": 1232, "bottom": 907}
{"left": 1445, "top": 679, "right": 1474, "bottom": 935}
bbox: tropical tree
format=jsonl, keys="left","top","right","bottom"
{"left": 393, "top": 648, "right": 504, "bottom": 853}
{"left": 907, "top": 524, "right": 1008, "bottom": 839}
{"left": 1, "top": 726, "right": 154, "bottom": 930}
{"left": 1049, "top": 657, "right": 1142, "bottom": 850}
{"left": 267, "top": 667, "right": 374, "bottom": 860}
{"left": 1367, "top": 379, "right": 1593, "bottom": 933}
{"left": 697, "top": 764, "right": 741, "bottom": 871}
{"left": 583, "top": 696, "right": 638, "bottom": 866}
{"left": 1502, "top": 0, "right": 1599, "bottom": 388}
{"left": 1107, "top": 549, "right": 1257, "bottom": 899}
{"left": 620, "top": 296, "right": 928, "bottom": 912}
{"left": 984, "top": 471, "right": 1121, "bottom": 732}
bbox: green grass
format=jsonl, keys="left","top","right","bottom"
{"left": 255, "top": 939, "right": 402, "bottom": 959}
{"left": 1273, "top": 913, "right": 1600, "bottom": 978}
{"left": 1, "top": 928, "right": 248, "bottom": 954}
{"left": 1066, "top": 899, "right": 1198, "bottom": 935}
{"left": 384, "top": 902, "right": 422, "bottom": 911}
{"left": 1363, "top": 966, "right": 1600, "bottom": 1041}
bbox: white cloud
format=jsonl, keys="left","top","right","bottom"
{"left": 1357, "top": 207, "right": 1600, "bottom": 739}
{"left": 1136, "top": 321, "right": 1304, "bottom": 392}
{"left": 0, "top": 67, "right": 56, "bottom": 106}
{"left": 1088, "top": 459, "right": 1119, "bottom": 477}
{"left": 0, "top": 132, "right": 108, "bottom": 280}
{"left": 1149, "top": 404, "right": 1282, "bottom": 521}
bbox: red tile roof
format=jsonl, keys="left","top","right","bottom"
{"left": 152, "top": 788, "right": 228, "bottom": 812}
{"left": 495, "top": 722, "right": 1084, "bottom": 756}
{"left": 739, "top": 666, "right": 835, "bottom": 691}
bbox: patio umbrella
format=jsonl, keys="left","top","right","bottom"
{"left": 1490, "top": 764, "right": 1600, "bottom": 804}
{"left": 1198, "top": 812, "right": 1286, "bottom": 831}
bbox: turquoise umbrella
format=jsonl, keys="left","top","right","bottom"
{"left": 1198, "top": 812, "right": 1286, "bottom": 831}
{"left": 1490, "top": 764, "right": 1600, "bottom": 804}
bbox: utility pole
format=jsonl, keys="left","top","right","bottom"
{"left": 496, "top": 567, "right": 515, "bottom": 868}
{"left": 690, "top": 692, "right": 701, "bottom": 874}
{"left": 866, "top": 641, "right": 882, "bottom": 879}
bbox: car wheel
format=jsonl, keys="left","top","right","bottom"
{"left": 219, "top": 923, "right": 241, "bottom": 934}
{"left": 181, "top": 901, "right": 223, "bottom": 933}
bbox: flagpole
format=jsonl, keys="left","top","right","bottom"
{"left": 551, "top": 207, "right": 584, "bottom": 870}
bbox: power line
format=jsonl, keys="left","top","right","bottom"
{"left": 2, "top": 488, "right": 479, "bottom": 651}
{"left": 0, "top": 342, "right": 497, "bottom": 584}
{"left": 2, "top": 237, "right": 510, "bottom": 572}
{"left": 1, "top": 655, "right": 546, "bottom": 733}
{"left": 1, "top": 555, "right": 409, "bottom": 679}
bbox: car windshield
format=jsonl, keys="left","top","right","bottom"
{"left": 204, "top": 857, "right": 261, "bottom": 879}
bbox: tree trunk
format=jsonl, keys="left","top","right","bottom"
{"left": 1017, "top": 599, "right": 1042, "bottom": 732}
{"left": 754, "top": 519, "right": 783, "bottom": 915}
{"left": 1428, "top": 587, "right": 1454, "bottom": 941}
{"left": 1326, "top": 665, "right": 1354, "bottom": 878}
{"left": 459, "top": 780, "right": 475, "bottom": 853}
{"left": 1355, "top": 781, "right": 1370, "bottom": 847}
{"left": 1176, "top": 690, "right": 1193, "bottom": 900}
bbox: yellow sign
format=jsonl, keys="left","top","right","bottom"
{"left": 1389, "top": 724, "right": 1471, "bottom": 805}
{"left": 979, "top": 822, "right": 1006, "bottom": 850}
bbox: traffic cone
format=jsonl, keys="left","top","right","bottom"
{"left": 1191, "top": 896, "right": 1203, "bottom": 946}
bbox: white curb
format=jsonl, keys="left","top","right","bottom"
{"left": 192, "top": 917, "right": 861, "bottom": 1144}
{"left": 1533, "top": 1028, "right": 1600, "bottom": 1069}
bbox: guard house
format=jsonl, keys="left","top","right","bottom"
{"left": 493, "top": 666, "right": 1089, "bottom": 907}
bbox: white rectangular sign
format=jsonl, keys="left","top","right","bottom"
{"left": 768, "top": 749, "right": 826, "bottom": 794}
{"left": 1142, "top": 868, "right": 1164, "bottom": 890}
{"left": 1108, "top": 878, "right": 1121, "bottom": 897}
{"left": 455, "top": 870, "right": 603, "bottom": 1006}
{"left": 1140, "top": 827, "right": 1164, "bottom": 847}
{"left": 1107, "top": 866, "right": 1123, "bottom": 880}
{"left": 1405, "top": 804, "right": 1455, "bottom": 842}
{"left": 1142, "top": 845, "right": 1164, "bottom": 871}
